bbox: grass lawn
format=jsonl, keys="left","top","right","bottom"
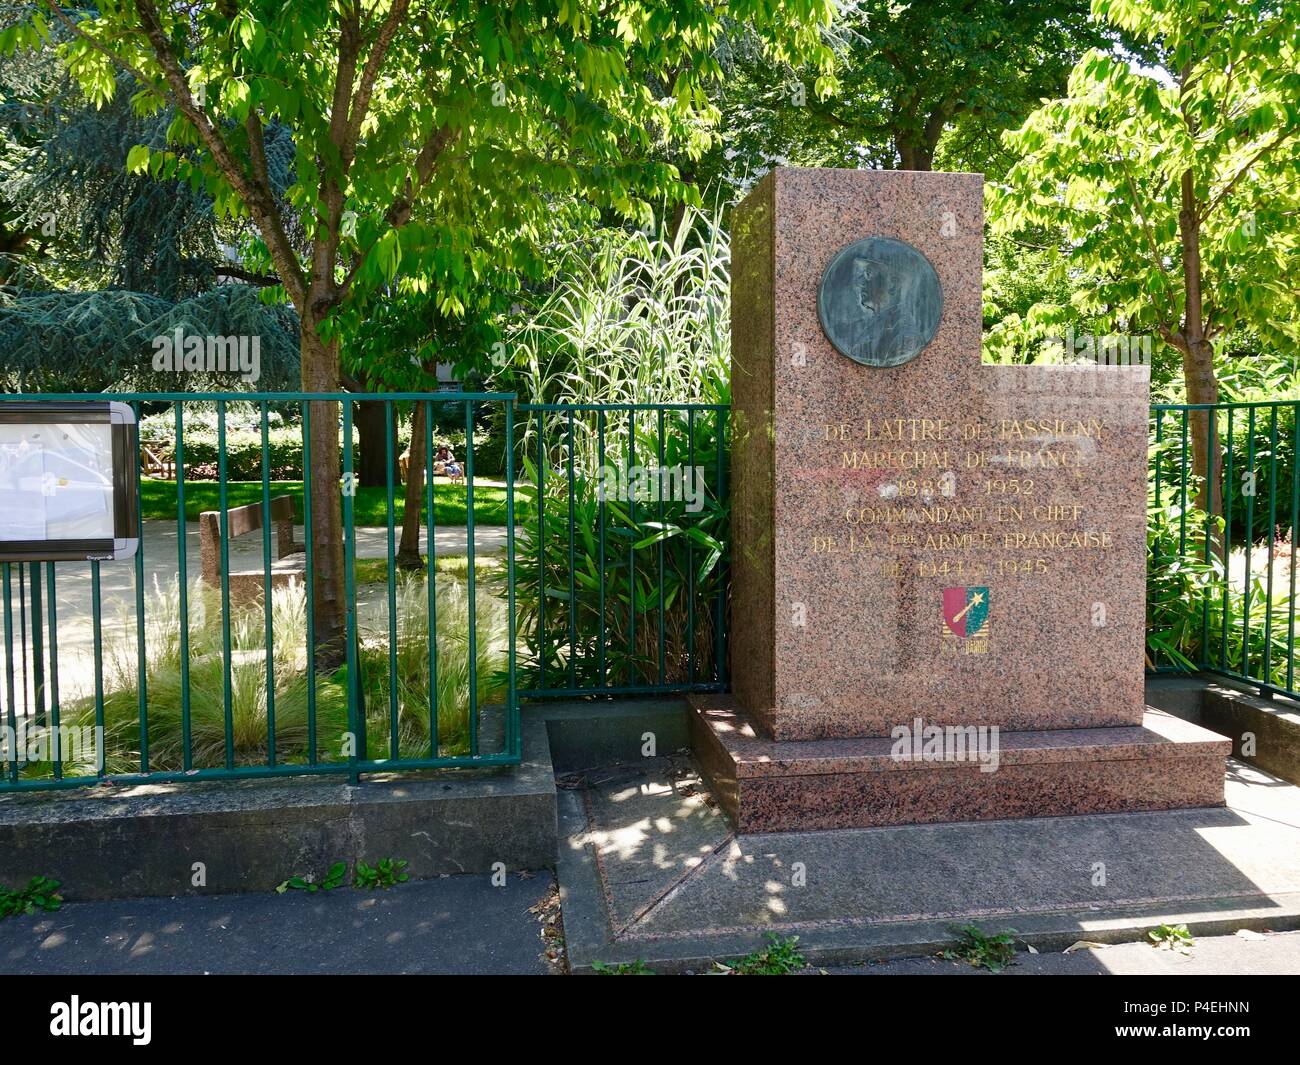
{"left": 353, "top": 555, "right": 502, "bottom": 584}
{"left": 141, "top": 478, "right": 530, "bottom": 526}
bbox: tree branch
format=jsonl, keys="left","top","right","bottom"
{"left": 345, "top": 0, "right": 411, "bottom": 162}
{"left": 1200, "top": 125, "right": 1300, "bottom": 222}
{"left": 336, "top": 123, "right": 461, "bottom": 299}
{"left": 131, "top": 0, "right": 307, "bottom": 307}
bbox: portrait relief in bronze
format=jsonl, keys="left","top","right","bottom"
{"left": 817, "top": 236, "right": 943, "bottom": 368}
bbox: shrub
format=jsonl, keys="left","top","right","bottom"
{"left": 18, "top": 570, "right": 508, "bottom": 778}
{"left": 504, "top": 206, "right": 731, "bottom": 689}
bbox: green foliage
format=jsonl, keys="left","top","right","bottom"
{"left": 276, "top": 862, "right": 347, "bottom": 894}
{"left": 1220, "top": 403, "right": 1296, "bottom": 546}
{"left": 591, "top": 959, "right": 655, "bottom": 975}
{"left": 719, "top": 934, "right": 806, "bottom": 975}
{"left": 1148, "top": 417, "right": 1300, "bottom": 689}
{"left": 353, "top": 859, "right": 410, "bottom": 890}
{"left": 981, "top": 234, "right": 1113, "bottom": 365}
{"left": 0, "top": 876, "right": 63, "bottom": 918}
{"left": 503, "top": 205, "right": 730, "bottom": 690}
{"left": 942, "top": 924, "right": 1018, "bottom": 972}
{"left": 1146, "top": 447, "right": 1220, "bottom": 672}
{"left": 0, "top": 12, "right": 230, "bottom": 296}
{"left": 65, "top": 580, "right": 351, "bottom": 774}
{"left": 20, "top": 0, "right": 836, "bottom": 363}
{"left": 144, "top": 423, "right": 306, "bottom": 482}
{"left": 11, "top": 571, "right": 507, "bottom": 779}
{"left": 993, "top": 0, "right": 1300, "bottom": 382}
{"left": 502, "top": 204, "right": 731, "bottom": 408}
{"left": 712, "top": 0, "right": 1104, "bottom": 186}
{"left": 1148, "top": 922, "right": 1194, "bottom": 951}
{"left": 1214, "top": 349, "right": 1300, "bottom": 405}
{"left": 355, "top": 572, "right": 509, "bottom": 757}
{"left": 513, "top": 411, "right": 728, "bottom": 690}
{"left": 0, "top": 286, "right": 299, "bottom": 392}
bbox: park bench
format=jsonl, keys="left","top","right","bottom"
{"left": 141, "top": 444, "right": 179, "bottom": 479}
{"left": 198, "top": 495, "right": 305, "bottom": 605}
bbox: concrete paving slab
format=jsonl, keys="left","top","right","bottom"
{"left": 0, "top": 872, "right": 554, "bottom": 975}
{"left": 558, "top": 756, "right": 1300, "bottom": 973}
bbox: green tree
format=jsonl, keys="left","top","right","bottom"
{"left": 710, "top": 0, "right": 1105, "bottom": 187}
{"left": 11, "top": 0, "right": 834, "bottom": 663}
{"left": 992, "top": 0, "right": 1300, "bottom": 515}
{"left": 0, "top": 285, "right": 299, "bottom": 390}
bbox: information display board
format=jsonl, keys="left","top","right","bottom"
{"left": 0, "top": 401, "right": 139, "bottom": 562}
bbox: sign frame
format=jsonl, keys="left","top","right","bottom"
{"left": 0, "top": 400, "right": 139, "bottom": 562}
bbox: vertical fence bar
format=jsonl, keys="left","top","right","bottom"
{"left": 217, "top": 400, "right": 234, "bottom": 769}
{"left": 261, "top": 400, "right": 276, "bottom": 765}
{"left": 536, "top": 414, "right": 546, "bottom": 693}
{"left": 343, "top": 399, "right": 361, "bottom": 780}
{"left": 714, "top": 406, "right": 727, "bottom": 686}
{"left": 17, "top": 568, "right": 26, "bottom": 722}
{"left": 131, "top": 400, "right": 148, "bottom": 772}
{"left": 90, "top": 561, "right": 104, "bottom": 775}
{"left": 1201, "top": 408, "right": 1215, "bottom": 662}
{"left": 597, "top": 409, "right": 607, "bottom": 689}
{"left": 1154, "top": 408, "right": 1164, "bottom": 507}
{"left": 2, "top": 566, "right": 15, "bottom": 782}
{"left": 1222, "top": 406, "right": 1235, "bottom": 670}
{"left": 44, "top": 563, "right": 60, "bottom": 780}
{"left": 29, "top": 562, "right": 44, "bottom": 726}
{"left": 566, "top": 409, "right": 576, "bottom": 689}
{"left": 426, "top": 399, "right": 438, "bottom": 757}
{"left": 505, "top": 399, "right": 518, "bottom": 756}
{"left": 1263, "top": 404, "right": 1279, "bottom": 693}
{"left": 1289, "top": 400, "right": 1300, "bottom": 692}
{"left": 385, "top": 400, "right": 399, "bottom": 759}
{"left": 1243, "top": 407, "right": 1257, "bottom": 677}
{"left": 1178, "top": 411, "right": 1190, "bottom": 557}
{"left": 464, "top": 399, "right": 478, "bottom": 757}
{"left": 300, "top": 403, "right": 318, "bottom": 764}
{"left": 687, "top": 408, "right": 696, "bottom": 685}
{"left": 175, "top": 402, "right": 192, "bottom": 768}
{"left": 301, "top": 402, "right": 317, "bottom": 764}
{"left": 17, "top": 569, "right": 26, "bottom": 723}
{"left": 657, "top": 407, "right": 666, "bottom": 685}
{"left": 627, "top": 411, "right": 636, "bottom": 685}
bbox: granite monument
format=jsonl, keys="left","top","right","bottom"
{"left": 689, "top": 168, "right": 1230, "bottom": 832}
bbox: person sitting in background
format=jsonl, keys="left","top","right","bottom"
{"left": 433, "top": 444, "right": 464, "bottom": 483}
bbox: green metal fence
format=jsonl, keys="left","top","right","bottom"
{"left": 0, "top": 391, "right": 519, "bottom": 791}
{"left": 5, "top": 391, "right": 1293, "bottom": 794}
{"left": 513, "top": 402, "right": 730, "bottom": 698}
{"left": 1150, "top": 400, "right": 1300, "bottom": 700}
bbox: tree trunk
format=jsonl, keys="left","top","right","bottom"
{"left": 896, "top": 136, "right": 934, "bottom": 171}
{"left": 300, "top": 320, "right": 347, "bottom": 670}
{"left": 1177, "top": 169, "right": 1224, "bottom": 528}
{"left": 397, "top": 400, "right": 427, "bottom": 570}
{"left": 355, "top": 394, "right": 398, "bottom": 487}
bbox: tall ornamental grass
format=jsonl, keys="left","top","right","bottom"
{"left": 23, "top": 572, "right": 507, "bottom": 778}
{"left": 505, "top": 207, "right": 731, "bottom": 690}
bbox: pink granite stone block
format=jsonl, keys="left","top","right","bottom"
{"left": 731, "top": 169, "right": 1150, "bottom": 741}
{"left": 690, "top": 695, "right": 1230, "bottom": 833}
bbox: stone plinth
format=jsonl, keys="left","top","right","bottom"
{"left": 691, "top": 696, "right": 1230, "bottom": 833}
{"left": 701, "top": 167, "right": 1227, "bottom": 831}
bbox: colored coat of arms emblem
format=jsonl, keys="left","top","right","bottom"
{"left": 942, "top": 586, "right": 990, "bottom": 652}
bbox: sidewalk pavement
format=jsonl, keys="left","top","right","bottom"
{"left": 826, "top": 929, "right": 1300, "bottom": 975}
{"left": 0, "top": 873, "right": 554, "bottom": 975}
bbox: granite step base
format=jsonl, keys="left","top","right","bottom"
{"left": 688, "top": 696, "right": 1231, "bottom": 834}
